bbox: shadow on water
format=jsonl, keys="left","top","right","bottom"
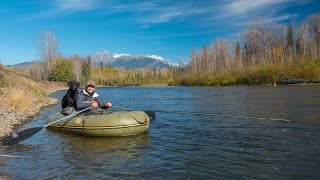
{"left": 1, "top": 131, "right": 150, "bottom": 179}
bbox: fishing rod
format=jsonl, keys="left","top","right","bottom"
{"left": 113, "top": 105, "right": 290, "bottom": 122}
{"left": 148, "top": 110, "right": 291, "bottom": 122}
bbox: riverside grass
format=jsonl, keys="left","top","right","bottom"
{"left": 172, "top": 60, "right": 320, "bottom": 86}
{"left": 0, "top": 65, "right": 64, "bottom": 137}
{"left": 2, "top": 68, "right": 61, "bottom": 115}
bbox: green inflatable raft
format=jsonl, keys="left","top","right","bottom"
{"left": 45, "top": 110, "right": 150, "bottom": 136}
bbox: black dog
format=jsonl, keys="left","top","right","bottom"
{"left": 61, "top": 81, "right": 80, "bottom": 109}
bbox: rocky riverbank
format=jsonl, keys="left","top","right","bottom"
{"left": 0, "top": 65, "right": 65, "bottom": 138}
{"left": 0, "top": 98, "right": 59, "bottom": 138}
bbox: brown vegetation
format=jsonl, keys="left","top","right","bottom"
{"left": 0, "top": 65, "right": 64, "bottom": 137}
{"left": 174, "top": 14, "right": 320, "bottom": 86}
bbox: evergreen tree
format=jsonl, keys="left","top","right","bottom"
{"left": 81, "top": 56, "right": 91, "bottom": 84}
{"left": 287, "top": 25, "right": 294, "bottom": 59}
{"left": 49, "top": 58, "right": 74, "bottom": 82}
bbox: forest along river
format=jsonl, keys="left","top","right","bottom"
{"left": 1, "top": 86, "right": 320, "bottom": 179}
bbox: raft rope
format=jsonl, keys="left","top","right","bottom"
{"left": 58, "top": 108, "right": 90, "bottom": 131}
{"left": 132, "top": 116, "right": 145, "bottom": 124}
{"left": 81, "top": 113, "right": 92, "bottom": 135}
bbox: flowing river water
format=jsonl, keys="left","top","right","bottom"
{"left": 1, "top": 86, "right": 320, "bottom": 179}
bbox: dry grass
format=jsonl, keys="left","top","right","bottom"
{"left": 0, "top": 66, "right": 64, "bottom": 115}
{"left": 6, "top": 88, "right": 33, "bottom": 113}
{"left": 173, "top": 60, "right": 320, "bottom": 86}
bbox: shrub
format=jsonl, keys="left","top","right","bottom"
{"left": 49, "top": 59, "right": 74, "bottom": 82}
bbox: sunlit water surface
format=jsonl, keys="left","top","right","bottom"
{"left": 1, "top": 86, "right": 320, "bottom": 179}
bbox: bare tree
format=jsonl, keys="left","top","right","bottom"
{"left": 244, "top": 17, "right": 278, "bottom": 65}
{"left": 296, "top": 23, "right": 309, "bottom": 58}
{"left": 38, "top": 30, "right": 58, "bottom": 78}
{"left": 271, "top": 24, "right": 286, "bottom": 63}
{"left": 235, "top": 41, "right": 242, "bottom": 68}
{"left": 308, "top": 14, "right": 320, "bottom": 59}
{"left": 70, "top": 55, "right": 83, "bottom": 82}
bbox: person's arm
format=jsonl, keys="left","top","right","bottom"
{"left": 95, "top": 96, "right": 112, "bottom": 109}
{"left": 96, "top": 96, "right": 107, "bottom": 109}
{"left": 76, "top": 93, "right": 91, "bottom": 110}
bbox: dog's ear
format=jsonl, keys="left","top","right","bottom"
{"left": 76, "top": 82, "right": 80, "bottom": 88}
{"left": 67, "top": 81, "right": 72, "bottom": 88}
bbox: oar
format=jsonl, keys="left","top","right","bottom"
{"left": 1, "top": 106, "right": 91, "bottom": 146}
{"left": 143, "top": 111, "right": 156, "bottom": 120}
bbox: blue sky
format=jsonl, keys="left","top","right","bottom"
{"left": 0, "top": 0, "right": 319, "bottom": 65}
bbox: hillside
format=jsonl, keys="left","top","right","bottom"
{"left": 0, "top": 64, "right": 65, "bottom": 137}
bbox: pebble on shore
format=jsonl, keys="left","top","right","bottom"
{"left": 0, "top": 65, "right": 65, "bottom": 139}
{"left": 0, "top": 97, "right": 59, "bottom": 138}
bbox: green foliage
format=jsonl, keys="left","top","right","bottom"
{"left": 81, "top": 57, "right": 91, "bottom": 85}
{"left": 49, "top": 58, "right": 74, "bottom": 82}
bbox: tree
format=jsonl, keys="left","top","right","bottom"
{"left": 38, "top": 30, "right": 58, "bottom": 79}
{"left": 308, "top": 14, "right": 320, "bottom": 59}
{"left": 70, "top": 55, "right": 83, "bottom": 82}
{"left": 49, "top": 58, "right": 74, "bottom": 82}
{"left": 287, "top": 25, "right": 294, "bottom": 60}
{"left": 81, "top": 56, "right": 91, "bottom": 84}
{"left": 235, "top": 41, "right": 242, "bottom": 68}
{"left": 296, "top": 23, "right": 309, "bottom": 58}
{"left": 100, "top": 61, "right": 103, "bottom": 69}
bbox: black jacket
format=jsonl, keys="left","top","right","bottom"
{"left": 76, "top": 89, "right": 107, "bottom": 110}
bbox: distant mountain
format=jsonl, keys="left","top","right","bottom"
{"left": 7, "top": 51, "right": 189, "bottom": 70}
{"left": 176, "top": 60, "right": 189, "bottom": 68}
{"left": 90, "top": 51, "right": 188, "bottom": 70}
{"left": 6, "top": 61, "right": 40, "bottom": 67}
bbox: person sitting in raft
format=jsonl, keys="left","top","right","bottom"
{"left": 76, "top": 80, "right": 112, "bottom": 115}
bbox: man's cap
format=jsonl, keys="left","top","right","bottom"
{"left": 86, "top": 80, "right": 96, "bottom": 87}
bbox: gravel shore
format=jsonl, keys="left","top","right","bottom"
{"left": 0, "top": 65, "right": 66, "bottom": 139}
{"left": 0, "top": 97, "right": 59, "bottom": 138}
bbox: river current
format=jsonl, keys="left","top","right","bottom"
{"left": 1, "top": 86, "right": 320, "bottom": 179}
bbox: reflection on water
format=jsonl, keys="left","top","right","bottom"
{"left": 1, "top": 86, "right": 320, "bottom": 179}
{"left": 53, "top": 131, "right": 149, "bottom": 159}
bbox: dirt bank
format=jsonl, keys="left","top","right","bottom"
{"left": 0, "top": 65, "right": 65, "bottom": 138}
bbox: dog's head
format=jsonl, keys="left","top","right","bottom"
{"left": 67, "top": 81, "right": 80, "bottom": 91}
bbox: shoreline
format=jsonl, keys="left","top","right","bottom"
{"left": 0, "top": 88, "right": 65, "bottom": 139}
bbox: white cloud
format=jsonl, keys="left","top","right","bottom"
{"left": 55, "top": 0, "right": 101, "bottom": 11}
{"left": 24, "top": 0, "right": 102, "bottom": 20}
{"left": 139, "top": 31, "right": 211, "bottom": 39}
{"left": 24, "top": 0, "right": 310, "bottom": 29}
{"left": 222, "top": 0, "right": 302, "bottom": 18}
{"left": 224, "top": 0, "right": 281, "bottom": 15}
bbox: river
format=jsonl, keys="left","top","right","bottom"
{"left": 1, "top": 86, "right": 320, "bottom": 179}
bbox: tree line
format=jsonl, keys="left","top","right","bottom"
{"left": 12, "top": 54, "right": 175, "bottom": 86}
{"left": 189, "top": 14, "right": 320, "bottom": 72}
{"left": 174, "top": 13, "right": 320, "bottom": 85}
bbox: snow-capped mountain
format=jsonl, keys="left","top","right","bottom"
{"left": 113, "top": 53, "right": 130, "bottom": 58}
{"left": 90, "top": 51, "right": 188, "bottom": 70}
{"left": 177, "top": 60, "right": 189, "bottom": 68}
